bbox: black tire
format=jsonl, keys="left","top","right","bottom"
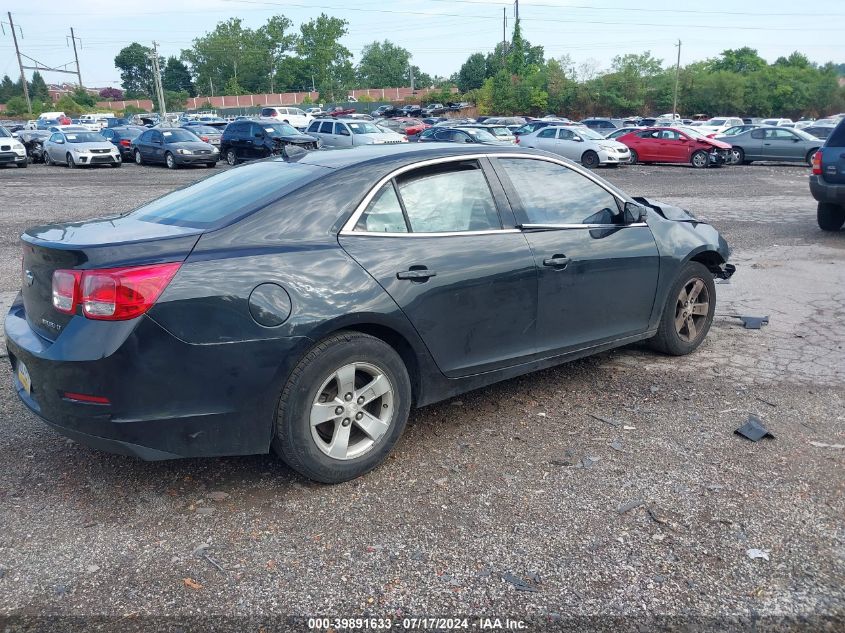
{"left": 134, "top": 150, "right": 143, "bottom": 165}
{"left": 16, "top": 160, "right": 27, "bottom": 168}
{"left": 581, "top": 150, "right": 599, "bottom": 168}
{"left": 649, "top": 261, "right": 716, "bottom": 356}
{"left": 806, "top": 149, "right": 819, "bottom": 167}
{"left": 272, "top": 331, "right": 412, "bottom": 483}
{"left": 628, "top": 149, "right": 638, "bottom": 165}
{"left": 206, "top": 162, "right": 216, "bottom": 168}
{"left": 165, "top": 152, "right": 177, "bottom": 169}
{"left": 730, "top": 147, "right": 744, "bottom": 165}
{"left": 690, "top": 150, "right": 709, "bottom": 169}
{"left": 45, "top": 152, "right": 54, "bottom": 166}
{"left": 817, "top": 202, "right": 845, "bottom": 232}
{"left": 226, "top": 150, "right": 237, "bottom": 166}
{"left": 111, "top": 161, "right": 122, "bottom": 168}
{"left": 66, "top": 153, "right": 76, "bottom": 168}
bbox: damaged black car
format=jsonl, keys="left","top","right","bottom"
{"left": 220, "top": 118, "right": 320, "bottom": 166}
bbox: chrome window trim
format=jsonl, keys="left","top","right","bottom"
{"left": 520, "top": 223, "right": 648, "bottom": 230}
{"left": 339, "top": 152, "right": 626, "bottom": 236}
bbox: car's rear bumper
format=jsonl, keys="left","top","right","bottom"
{"left": 810, "top": 175, "right": 845, "bottom": 205}
{"left": 5, "top": 295, "right": 312, "bottom": 460}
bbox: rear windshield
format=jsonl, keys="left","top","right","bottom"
{"left": 825, "top": 120, "right": 845, "bottom": 147}
{"left": 130, "top": 161, "right": 325, "bottom": 229}
{"left": 116, "top": 128, "right": 143, "bottom": 138}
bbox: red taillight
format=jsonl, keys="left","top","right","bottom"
{"left": 201, "top": 136, "right": 209, "bottom": 142}
{"left": 52, "top": 262, "right": 181, "bottom": 321}
{"left": 62, "top": 391, "right": 110, "bottom": 405}
{"left": 119, "top": 139, "right": 131, "bottom": 147}
{"left": 52, "top": 269, "right": 82, "bottom": 314}
{"left": 515, "top": 136, "right": 520, "bottom": 144}
{"left": 812, "top": 150, "right": 822, "bottom": 175}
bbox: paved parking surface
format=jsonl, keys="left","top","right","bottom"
{"left": 0, "top": 161, "right": 843, "bottom": 631}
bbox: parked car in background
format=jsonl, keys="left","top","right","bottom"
{"left": 580, "top": 118, "right": 617, "bottom": 132}
{"left": 305, "top": 107, "right": 325, "bottom": 116}
{"left": 220, "top": 119, "right": 318, "bottom": 166}
{"left": 518, "top": 125, "right": 630, "bottom": 167}
{"left": 371, "top": 105, "right": 401, "bottom": 118}
{"left": 802, "top": 124, "right": 836, "bottom": 140}
{"left": 761, "top": 118, "right": 794, "bottom": 127}
{"left": 5, "top": 143, "right": 734, "bottom": 483}
{"left": 259, "top": 106, "right": 313, "bottom": 130}
{"left": 400, "top": 105, "right": 422, "bottom": 117}
{"left": 514, "top": 120, "right": 565, "bottom": 136}
{"left": 0, "top": 125, "right": 28, "bottom": 168}
{"left": 435, "top": 117, "right": 475, "bottom": 127}
{"left": 716, "top": 126, "right": 821, "bottom": 166}
{"left": 617, "top": 127, "right": 730, "bottom": 168}
{"left": 810, "top": 118, "right": 845, "bottom": 231}
{"left": 484, "top": 117, "right": 527, "bottom": 127}
{"left": 376, "top": 117, "right": 430, "bottom": 139}
{"left": 422, "top": 117, "right": 448, "bottom": 126}
{"left": 459, "top": 124, "right": 516, "bottom": 145}
{"left": 422, "top": 103, "right": 447, "bottom": 116}
{"left": 181, "top": 124, "right": 223, "bottom": 147}
{"left": 719, "top": 124, "right": 761, "bottom": 137}
{"left": 132, "top": 127, "right": 218, "bottom": 169}
{"left": 306, "top": 118, "right": 407, "bottom": 147}
{"left": 43, "top": 130, "right": 121, "bottom": 168}
{"left": 697, "top": 117, "right": 745, "bottom": 136}
{"left": 15, "top": 130, "right": 51, "bottom": 163}
{"left": 100, "top": 126, "right": 146, "bottom": 160}
{"left": 417, "top": 127, "right": 512, "bottom": 145}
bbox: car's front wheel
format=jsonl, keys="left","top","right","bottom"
{"left": 581, "top": 150, "right": 599, "bottom": 168}
{"left": 66, "top": 153, "right": 76, "bottom": 168}
{"left": 650, "top": 261, "right": 716, "bottom": 356}
{"left": 730, "top": 147, "right": 744, "bottom": 164}
{"left": 134, "top": 150, "right": 143, "bottom": 165}
{"left": 690, "top": 150, "right": 709, "bottom": 168}
{"left": 273, "top": 331, "right": 411, "bottom": 483}
{"left": 628, "top": 149, "right": 638, "bottom": 165}
{"left": 817, "top": 202, "right": 845, "bottom": 231}
{"left": 165, "top": 152, "right": 177, "bottom": 169}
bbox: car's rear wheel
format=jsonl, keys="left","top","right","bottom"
{"left": 111, "top": 161, "right": 121, "bottom": 168}
{"left": 690, "top": 150, "right": 709, "bottom": 169}
{"left": 806, "top": 149, "right": 819, "bottom": 167}
{"left": 134, "top": 149, "right": 143, "bottom": 165}
{"left": 581, "top": 150, "right": 599, "bottom": 168}
{"left": 45, "top": 152, "right": 54, "bottom": 166}
{"left": 628, "top": 149, "right": 638, "bottom": 164}
{"left": 649, "top": 261, "right": 716, "bottom": 356}
{"left": 66, "top": 153, "right": 76, "bottom": 168}
{"left": 730, "top": 147, "right": 744, "bottom": 164}
{"left": 817, "top": 202, "right": 845, "bottom": 231}
{"left": 206, "top": 162, "right": 216, "bottom": 168}
{"left": 226, "top": 150, "right": 237, "bottom": 166}
{"left": 273, "top": 331, "right": 411, "bottom": 483}
{"left": 165, "top": 152, "right": 177, "bottom": 169}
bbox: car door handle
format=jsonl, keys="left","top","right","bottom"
{"left": 543, "top": 255, "right": 571, "bottom": 269}
{"left": 397, "top": 268, "right": 436, "bottom": 281}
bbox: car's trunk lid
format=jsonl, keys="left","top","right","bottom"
{"left": 21, "top": 215, "right": 202, "bottom": 341}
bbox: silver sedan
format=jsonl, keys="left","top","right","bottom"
{"left": 43, "top": 130, "right": 121, "bottom": 168}
{"left": 716, "top": 126, "right": 822, "bottom": 166}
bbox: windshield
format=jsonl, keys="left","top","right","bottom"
{"left": 348, "top": 122, "right": 381, "bottom": 134}
{"left": 131, "top": 162, "right": 324, "bottom": 229}
{"left": 65, "top": 132, "right": 106, "bottom": 143}
{"left": 576, "top": 127, "right": 604, "bottom": 140}
{"left": 161, "top": 129, "right": 201, "bottom": 142}
{"left": 707, "top": 119, "right": 727, "bottom": 126}
{"left": 0, "top": 126, "right": 10, "bottom": 137}
{"left": 486, "top": 126, "right": 513, "bottom": 137}
{"left": 457, "top": 128, "right": 496, "bottom": 141}
{"left": 263, "top": 123, "right": 300, "bottom": 136}
{"left": 677, "top": 126, "right": 707, "bottom": 138}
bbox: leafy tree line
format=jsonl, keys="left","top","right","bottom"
{"left": 458, "top": 30, "right": 845, "bottom": 118}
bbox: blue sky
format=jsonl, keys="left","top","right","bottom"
{"left": 2, "top": 0, "right": 843, "bottom": 90}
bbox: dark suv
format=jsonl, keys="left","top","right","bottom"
{"left": 220, "top": 119, "right": 319, "bottom": 166}
{"left": 809, "top": 118, "right": 845, "bottom": 231}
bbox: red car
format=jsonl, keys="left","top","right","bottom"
{"left": 617, "top": 126, "right": 732, "bottom": 168}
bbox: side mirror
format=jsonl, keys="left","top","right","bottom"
{"left": 624, "top": 201, "right": 647, "bottom": 223}
{"left": 464, "top": 137, "right": 473, "bottom": 143}
{"left": 573, "top": 135, "right": 583, "bottom": 142}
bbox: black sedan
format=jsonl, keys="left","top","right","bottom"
{"left": 418, "top": 127, "right": 512, "bottom": 145}
{"left": 100, "top": 126, "right": 146, "bottom": 160}
{"left": 6, "top": 144, "right": 734, "bottom": 483}
{"left": 131, "top": 127, "right": 219, "bottom": 169}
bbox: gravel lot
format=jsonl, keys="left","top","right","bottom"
{"left": 0, "top": 160, "right": 843, "bottom": 632}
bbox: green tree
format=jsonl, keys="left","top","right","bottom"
{"left": 457, "top": 53, "right": 486, "bottom": 92}
{"left": 4, "top": 95, "right": 29, "bottom": 115}
{"left": 55, "top": 95, "right": 84, "bottom": 116}
{"left": 115, "top": 42, "right": 156, "bottom": 97}
{"left": 297, "top": 14, "right": 353, "bottom": 101}
{"left": 709, "top": 47, "right": 767, "bottom": 74}
{"left": 162, "top": 57, "right": 195, "bottom": 96}
{"left": 164, "top": 90, "right": 189, "bottom": 111}
{"left": 72, "top": 87, "right": 96, "bottom": 108}
{"left": 0, "top": 75, "right": 17, "bottom": 103}
{"left": 259, "top": 15, "right": 296, "bottom": 93}
{"left": 28, "top": 71, "right": 50, "bottom": 102}
{"left": 357, "top": 40, "right": 412, "bottom": 88}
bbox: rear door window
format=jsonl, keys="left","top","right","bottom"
{"left": 319, "top": 121, "right": 334, "bottom": 134}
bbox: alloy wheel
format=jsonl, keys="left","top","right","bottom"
{"left": 226, "top": 150, "right": 237, "bottom": 166}
{"left": 674, "top": 278, "right": 710, "bottom": 343}
{"left": 135, "top": 150, "right": 142, "bottom": 164}
{"left": 309, "top": 362, "right": 394, "bottom": 461}
{"left": 691, "top": 151, "right": 708, "bottom": 168}
{"left": 165, "top": 153, "right": 175, "bottom": 169}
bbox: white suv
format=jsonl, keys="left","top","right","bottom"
{"left": 260, "top": 106, "right": 313, "bottom": 130}
{"left": 0, "top": 125, "right": 28, "bottom": 168}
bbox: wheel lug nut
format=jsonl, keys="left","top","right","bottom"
{"left": 335, "top": 406, "right": 344, "bottom": 415}
{"left": 355, "top": 412, "right": 363, "bottom": 420}
{"left": 344, "top": 393, "right": 353, "bottom": 401}
{"left": 342, "top": 418, "right": 351, "bottom": 427}
{"left": 357, "top": 396, "right": 365, "bottom": 405}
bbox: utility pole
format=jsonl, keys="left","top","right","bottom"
{"left": 514, "top": 0, "right": 519, "bottom": 22}
{"left": 149, "top": 41, "right": 166, "bottom": 117}
{"left": 502, "top": 8, "right": 507, "bottom": 66}
{"left": 409, "top": 64, "right": 414, "bottom": 92}
{"left": 69, "top": 28, "right": 82, "bottom": 86}
{"left": 672, "top": 39, "right": 682, "bottom": 119}
{"left": 7, "top": 12, "right": 31, "bottom": 113}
